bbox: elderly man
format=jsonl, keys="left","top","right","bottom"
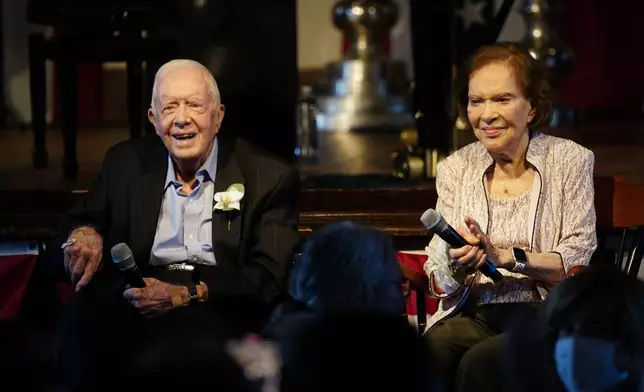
{"left": 48, "top": 59, "right": 299, "bottom": 388}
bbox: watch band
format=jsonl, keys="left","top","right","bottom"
{"left": 171, "top": 286, "right": 184, "bottom": 308}
{"left": 196, "top": 283, "right": 208, "bottom": 301}
{"left": 512, "top": 247, "right": 528, "bottom": 273}
{"left": 186, "top": 283, "right": 200, "bottom": 304}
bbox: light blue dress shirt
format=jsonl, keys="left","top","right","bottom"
{"left": 150, "top": 139, "right": 218, "bottom": 266}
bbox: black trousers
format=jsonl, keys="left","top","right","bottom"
{"left": 56, "top": 269, "right": 232, "bottom": 391}
{"left": 424, "top": 299, "right": 540, "bottom": 392}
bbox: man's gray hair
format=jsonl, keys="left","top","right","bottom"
{"left": 150, "top": 59, "right": 221, "bottom": 110}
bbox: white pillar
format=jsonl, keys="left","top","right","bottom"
{"left": 296, "top": 0, "right": 343, "bottom": 69}
{"left": 390, "top": 0, "right": 414, "bottom": 78}
{"left": 2, "top": 0, "right": 54, "bottom": 125}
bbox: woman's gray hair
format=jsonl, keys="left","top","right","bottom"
{"left": 150, "top": 59, "right": 221, "bottom": 110}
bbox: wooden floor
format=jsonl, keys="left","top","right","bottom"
{"left": 0, "top": 119, "right": 643, "bottom": 191}
{"left": 0, "top": 127, "right": 129, "bottom": 191}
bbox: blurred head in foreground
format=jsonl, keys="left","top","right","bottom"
{"left": 541, "top": 264, "right": 644, "bottom": 392}
{"left": 279, "top": 313, "right": 438, "bottom": 392}
{"left": 289, "top": 220, "right": 404, "bottom": 316}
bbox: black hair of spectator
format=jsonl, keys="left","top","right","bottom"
{"left": 85, "top": 325, "right": 254, "bottom": 392}
{"left": 542, "top": 263, "right": 644, "bottom": 348}
{"left": 289, "top": 221, "right": 405, "bottom": 316}
{"left": 503, "top": 263, "right": 644, "bottom": 391}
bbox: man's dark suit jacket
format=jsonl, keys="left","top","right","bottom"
{"left": 48, "top": 132, "right": 300, "bottom": 322}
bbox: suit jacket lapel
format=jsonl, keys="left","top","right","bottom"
{"left": 212, "top": 134, "right": 245, "bottom": 264}
{"left": 132, "top": 137, "right": 167, "bottom": 269}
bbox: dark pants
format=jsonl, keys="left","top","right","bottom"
{"left": 57, "top": 270, "right": 232, "bottom": 391}
{"left": 424, "top": 300, "right": 539, "bottom": 392}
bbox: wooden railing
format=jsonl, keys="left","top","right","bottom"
{"left": 1, "top": 177, "right": 644, "bottom": 249}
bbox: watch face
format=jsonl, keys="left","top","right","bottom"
{"left": 187, "top": 284, "right": 199, "bottom": 301}
{"left": 513, "top": 248, "right": 527, "bottom": 263}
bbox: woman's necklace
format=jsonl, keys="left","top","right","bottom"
{"left": 498, "top": 168, "right": 531, "bottom": 195}
{"left": 500, "top": 179, "right": 509, "bottom": 194}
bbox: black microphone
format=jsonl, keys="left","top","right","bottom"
{"left": 111, "top": 243, "right": 146, "bottom": 288}
{"left": 420, "top": 209, "right": 503, "bottom": 283}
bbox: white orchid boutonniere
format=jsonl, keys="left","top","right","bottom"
{"left": 214, "top": 183, "right": 245, "bottom": 231}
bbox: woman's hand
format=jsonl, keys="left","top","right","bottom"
{"left": 464, "top": 216, "right": 514, "bottom": 270}
{"left": 448, "top": 224, "right": 487, "bottom": 273}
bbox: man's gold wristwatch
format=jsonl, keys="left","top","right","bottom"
{"left": 186, "top": 283, "right": 200, "bottom": 304}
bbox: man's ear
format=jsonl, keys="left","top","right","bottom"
{"left": 148, "top": 108, "right": 157, "bottom": 126}
{"left": 215, "top": 104, "right": 225, "bottom": 129}
{"left": 217, "top": 104, "right": 225, "bottom": 123}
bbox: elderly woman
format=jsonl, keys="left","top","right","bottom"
{"left": 423, "top": 42, "right": 597, "bottom": 392}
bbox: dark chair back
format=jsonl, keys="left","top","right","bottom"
{"left": 593, "top": 226, "right": 644, "bottom": 278}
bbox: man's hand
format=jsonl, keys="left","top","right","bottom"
{"left": 122, "top": 278, "right": 188, "bottom": 316}
{"left": 63, "top": 226, "right": 103, "bottom": 292}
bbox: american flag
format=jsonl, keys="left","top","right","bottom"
{"left": 454, "top": 0, "right": 518, "bottom": 66}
